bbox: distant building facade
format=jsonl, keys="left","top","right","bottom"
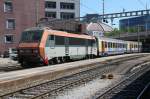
{"left": 0, "top": 0, "right": 45, "bottom": 56}
{"left": 119, "top": 15, "right": 150, "bottom": 32}
{"left": 45, "top": 0, "right": 80, "bottom": 19}
{"left": 0, "top": 0, "right": 80, "bottom": 56}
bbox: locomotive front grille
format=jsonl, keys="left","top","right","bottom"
{"left": 19, "top": 49, "right": 39, "bottom": 55}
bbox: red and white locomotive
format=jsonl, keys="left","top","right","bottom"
{"left": 18, "top": 27, "right": 98, "bottom": 67}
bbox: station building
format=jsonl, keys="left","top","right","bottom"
{"left": 119, "top": 15, "right": 150, "bottom": 32}
{"left": 45, "top": 0, "right": 80, "bottom": 19}
{"left": 0, "top": 0, "right": 80, "bottom": 56}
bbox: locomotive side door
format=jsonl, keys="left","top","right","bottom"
{"left": 45, "top": 35, "right": 55, "bottom": 59}
{"left": 49, "top": 35, "right": 55, "bottom": 49}
{"left": 65, "top": 37, "right": 69, "bottom": 56}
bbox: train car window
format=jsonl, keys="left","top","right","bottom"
{"left": 116, "top": 43, "right": 118, "bottom": 48}
{"left": 55, "top": 36, "right": 65, "bottom": 45}
{"left": 123, "top": 44, "right": 125, "bottom": 48}
{"left": 115, "top": 43, "right": 117, "bottom": 48}
{"left": 117, "top": 43, "right": 119, "bottom": 48}
{"left": 69, "top": 37, "right": 85, "bottom": 45}
{"left": 119, "top": 43, "right": 121, "bottom": 48}
{"left": 108, "top": 42, "right": 110, "bottom": 48}
{"left": 114, "top": 43, "right": 115, "bottom": 48}
{"left": 113, "top": 43, "right": 115, "bottom": 48}
{"left": 105, "top": 42, "right": 107, "bottom": 48}
{"left": 110, "top": 42, "right": 112, "bottom": 48}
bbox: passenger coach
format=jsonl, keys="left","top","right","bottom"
{"left": 97, "top": 37, "right": 127, "bottom": 56}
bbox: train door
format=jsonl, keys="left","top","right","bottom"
{"left": 95, "top": 37, "right": 99, "bottom": 56}
{"left": 85, "top": 39, "right": 88, "bottom": 56}
{"left": 130, "top": 44, "right": 132, "bottom": 52}
{"left": 45, "top": 35, "right": 55, "bottom": 59}
{"left": 65, "top": 37, "right": 69, "bottom": 56}
{"left": 102, "top": 41, "right": 105, "bottom": 54}
{"left": 49, "top": 35, "right": 55, "bottom": 49}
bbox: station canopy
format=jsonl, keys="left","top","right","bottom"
{"left": 87, "top": 22, "right": 113, "bottom": 32}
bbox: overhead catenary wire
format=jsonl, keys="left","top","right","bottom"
{"left": 79, "top": 0, "right": 99, "bottom": 14}
{"left": 137, "top": 0, "right": 147, "bottom": 9}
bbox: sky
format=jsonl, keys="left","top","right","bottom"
{"left": 80, "top": 0, "right": 150, "bottom": 28}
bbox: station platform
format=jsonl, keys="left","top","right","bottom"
{"left": 0, "top": 53, "right": 149, "bottom": 96}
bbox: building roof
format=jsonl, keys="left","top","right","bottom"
{"left": 87, "top": 22, "right": 113, "bottom": 32}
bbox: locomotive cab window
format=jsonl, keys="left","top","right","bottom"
{"left": 49, "top": 35, "right": 54, "bottom": 40}
{"left": 21, "top": 30, "right": 43, "bottom": 42}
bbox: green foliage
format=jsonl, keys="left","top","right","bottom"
{"left": 104, "top": 27, "right": 138, "bottom": 37}
{"left": 104, "top": 28, "right": 121, "bottom": 37}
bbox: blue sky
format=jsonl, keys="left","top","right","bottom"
{"left": 80, "top": 0, "right": 150, "bottom": 28}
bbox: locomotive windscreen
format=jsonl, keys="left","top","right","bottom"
{"left": 21, "top": 30, "right": 43, "bottom": 42}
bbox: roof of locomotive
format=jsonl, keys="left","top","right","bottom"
{"left": 46, "top": 29, "right": 96, "bottom": 40}
{"left": 24, "top": 27, "right": 47, "bottom": 31}
{"left": 23, "top": 27, "right": 96, "bottom": 40}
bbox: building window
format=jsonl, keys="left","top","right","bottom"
{"left": 45, "top": 1, "right": 56, "bottom": 9}
{"left": 61, "top": 12, "right": 75, "bottom": 19}
{"left": 5, "top": 35, "right": 14, "bottom": 43}
{"left": 4, "top": 1, "right": 13, "bottom": 12}
{"left": 60, "top": 2, "right": 75, "bottom": 10}
{"left": 6, "top": 19, "right": 15, "bottom": 29}
{"left": 45, "top": 12, "right": 56, "bottom": 18}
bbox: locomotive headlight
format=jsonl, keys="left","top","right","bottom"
{"left": 19, "top": 50, "right": 24, "bottom": 53}
{"left": 33, "top": 49, "right": 38, "bottom": 53}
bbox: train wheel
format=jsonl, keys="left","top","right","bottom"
{"left": 56, "top": 58, "right": 61, "bottom": 64}
{"left": 53, "top": 58, "right": 58, "bottom": 64}
{"left": 85, "top": 55, "right": 88, "bottom": 59}
{"left": 59, "top": 57, "right": 64, "bottom": 63}
{"left": 63, "top": 57, "right": 67, "bottom": 62}
{"left": 48, "top": 60, "right": 54, "bottom": 65}
{"left": 67, "top": 56, "right": 71, "bottom": 62}
{"left": 62, "top": 57, "right": 65, "bottom": 63}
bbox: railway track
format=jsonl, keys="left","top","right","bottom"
{"left": 0, "top": 54, "right": 149, "bottom": 99}
{"left": 137, "top": 82, "right": 150, "bottom": 99}
{"left": 95, "top": 62, "right": 150, "bottom": 99}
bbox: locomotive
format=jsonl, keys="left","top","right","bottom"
{"left": 18, "top": 27, "right": 142, "bottom": 67}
